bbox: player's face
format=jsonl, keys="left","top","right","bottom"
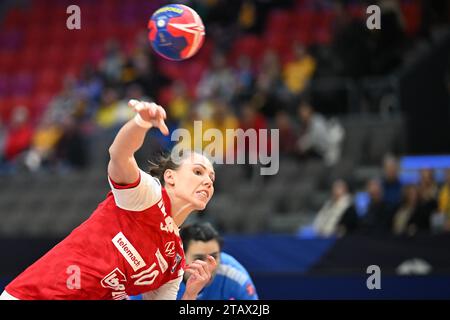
{"left": 184, "top": 240, "right": 221, "bottom": 283}
{"left": 173, "top": 153, "right": 215, "bottom": 210}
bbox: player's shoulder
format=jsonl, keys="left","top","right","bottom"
{"left": 220, "top": 252, "right": 247, "bottom": 270}
{"left": 217, "top": 252, "right": 251, "bottom": 286}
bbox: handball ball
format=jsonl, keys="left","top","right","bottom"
{"left": 148, "top": 4, "right": 205, "bottom": 61}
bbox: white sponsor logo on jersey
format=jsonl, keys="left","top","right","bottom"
{"left": 155, "top": 248, "right": 168, "bottom": 273}
{"left": 101, "top": 268, "right": 127, "bottom": 300}
{"left": 164, "top": 241, "right": 176, "bottom": 257}
{"left": 112, "top": 232, "right": 146, "bottom": 272}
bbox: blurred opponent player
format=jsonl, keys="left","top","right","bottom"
{"left": 131, "top": 222, "right": 258, "bottom": 300}
{"left": 0, "top": 99, "right": 216, "bottom": 300}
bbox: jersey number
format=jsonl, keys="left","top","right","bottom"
{"left": 131, "top": 263, "right": 159, "bottom": 286}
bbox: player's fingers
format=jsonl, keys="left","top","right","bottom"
{"left": 190, "top": 260, "right": 210, "bottom": 279}
{"left": 206, "top": 255, "right": 217, "bottom": 270}
{"left": 185, "top": 268, "right": 205, "bottom": 282}
{"left": 128, "top": 99, "right": 139, "bottom": 108}
{"left": 129, "top": 99, "right": 144, "bottom": 112}
{"left": 143, "top": 102, "right": 156, "bottom": 117}
{"left": 158, "top": 105, "right": 167, "bottom": 119}
{"left": 158, "top": 118, "right": 169, "bottom": 136}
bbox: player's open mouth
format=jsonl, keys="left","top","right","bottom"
{"left": 196, "top": 190, "right": 209, "bottom": 200}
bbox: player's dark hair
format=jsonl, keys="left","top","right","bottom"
{"left": 148, "top": 149, "right": 213, "bottom": 186}
{"left": 180, "top": 222, "right": 223, "bottom": 251}
{"left": 147, "top": 153, "right": 181, "bottom": 186}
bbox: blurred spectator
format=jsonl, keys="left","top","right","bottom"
{"left": 45, "top": 76, "right": 80, "bottom": 123}
{"left": 392, "top": 184, "right": 420, "bottom": 236}
{"left": 54, "top": 115, "right": 89, "bottom": 171}
{"left": 251, "top": 49, "right": 284, "bottom": 118}
{"left": 205, "top": 100, "right": 239, "bottom": 160}
{"left": 178, "top": 106, "right": 203, "bottom": 151}
{"left": 370, "top": 0, "right": 406, "bottom": 75}
{"left": 95, "top": 88, "right": 123, "bottom": 130}
{"left": 255, "top": 50, "right": 283, "bottom": 97}
{"left": 100, "top": 39, "right": 125, "bottom": 86}
{"left": 238, "top": 102, "right": 270, "bottom": 179}
{"left": 312, "top": 179, "right": 358, "bottom": 237}
{"left": 238, "top": 0, "right": 257, "bottom": 33}
{"left": 418, "top": 168, "right": 439, "bottom": 202}
{"left": 232, "top": 54, "right": 254, "bottom": 105}
{"left": 167, "top": 81, "right": 191, "bottom": 123}
{"left": 24, "top": 117, "right": 63, "bottom": 172}
{"left": 76, "top": 64, "right": 103, "bottom": 111}
{"left": 330, "top": 1, "right": 371, "bottom": 77}
{"left": 381, "top": 155, "right": 403, "bottom": 211}
{"left": 407, "top": 168, "right": 439, "bottom": 234}
{"left": 438, "top": 169, "right": 450, "bottom": 231}
{"left": 296, "top": 102, "right": 344, "bottom": 166}
{"left": 197, "top": 52, "right": 236, "bottom": 102}
{"left": 274, "top": 110, "right": 297, "bottom": 157}
{"left": 282, "top": 42, "right": 316, "bottom": 95}
{"left": 128, "top": 51, "right": 170, "bottom": 100}
{"left": 2, "top": 106, "right": 34, "bottom": 164}
{"left": 359, "top": 178, "right": 395, "bottom": 234}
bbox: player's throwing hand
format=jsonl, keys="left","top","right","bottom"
{"left": 129, "top": 99, "right": 169, "bottom": 136}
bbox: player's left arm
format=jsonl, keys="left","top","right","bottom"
{"left": 141, "top": 276, "right": 182, "bottom": 300}
{"left": 141, "top": 256, "right": 216, "bottom": 300}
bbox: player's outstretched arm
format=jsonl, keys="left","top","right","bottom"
{"left": 108, "top": 99, "right": 169, "bottom": 185}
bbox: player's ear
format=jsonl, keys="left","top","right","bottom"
{"left": 164, "top": 169, "right": 175, "bottom": 186}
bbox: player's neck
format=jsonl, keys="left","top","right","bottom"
{"left": 165, "top": 189, "right": 194, "bottom": 227}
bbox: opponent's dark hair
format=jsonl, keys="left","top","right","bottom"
{"left": 180, "top": 222, "right": 223, "bottom": 251}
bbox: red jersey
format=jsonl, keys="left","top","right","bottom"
{"left": 5, "top": 170, "right": 185, "bottom": 300}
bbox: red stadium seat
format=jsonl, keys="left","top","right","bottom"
{"left": 0, "top": 52, "right": 16, "bottom": 74}
{"left": 157, "top": 59, "right": 184, "bottom": 80}
{"left": 3, "top": 8, "right": 27, "bottom": 29}
{"left": 0, "top": 74, "right": 8, "bottom": 98}
{"left": 9, "top": 72, "right": 35, "bottom": 96}
{"left": 40, "top": 45, "right": 66, "bottom": 69}
{"left": 348, "top": 4, "right": 366, "bottom": 20}
{"left": 291, "top": 10, "right": 315, "bottom": 31}
{"left": 158, "top": 86, "right": 173, "bottom": 108}
{"left": 15, "top": 49, "right": 43, "bottom": 72}
{"left": 401, "top": 1, "right": 421, "bottom": 37}
{"left": 229, "top": 35, "right": 264, "bottom": 66}
{"left": 266, "top": 10, "right": 293, "bottom": 33}
{"left": 34, "top": 69, "right": 62, "bottom": 95}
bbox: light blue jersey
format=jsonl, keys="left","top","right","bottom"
{"left": 130, "top": 252, "right": 258, "bottom": 300}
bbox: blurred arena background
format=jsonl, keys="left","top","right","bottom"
{"left": 0, "top": 0, "right": 450, "bottom": 299}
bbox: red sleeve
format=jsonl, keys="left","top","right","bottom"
{"left": 109, "top": 173, "right": 141, "bottom": 190}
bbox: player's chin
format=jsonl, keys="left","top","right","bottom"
{"left": 192, "top": 198, "right": 209, "bottom": 211}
